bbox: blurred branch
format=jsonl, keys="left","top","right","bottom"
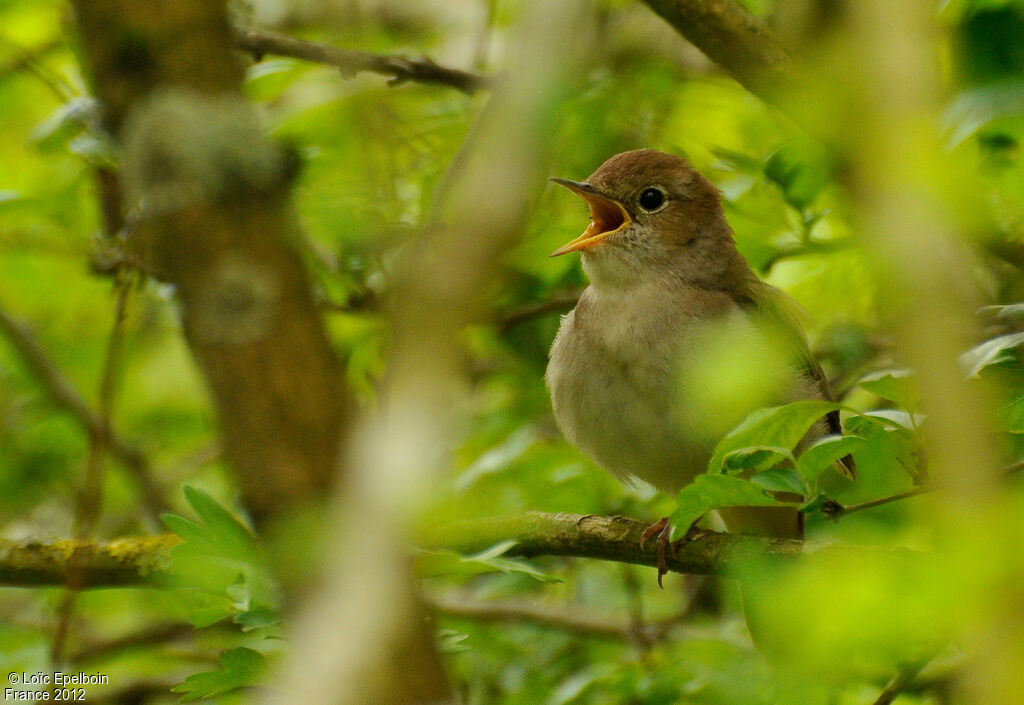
{"left": 498, "top": 288, "right": 583, "bottom": 332}
{"left": 237, "top": 29, "right": 490, "bottom": 94}
{"left": 759, "top": 236, "right": 857, "bottom": 274}
{"left": 639, "top": 0, "right": 795, "bottom": 101}
{"left": 429, "top": 594, "right": 684, "bottom": 643}
{"left": 0, "top": 37, "right": 64, "bottom": 83}
{"left": 873, "top": 656, "right": 936, "bottom": 705}
{"left": 72, "top": 0, "right": 351, "bottom": 525}
{"left": 0, "top": 535, "right": 179, "bottom": 588}
{"left": 52, "top": 273, "right": 133, "bottom": 665}
{"left": 0, "top": 301, "right": 169, "bottom": 523}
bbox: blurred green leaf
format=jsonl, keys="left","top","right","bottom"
{"left": 763, "top": 138, "right": 833, "bottom": 212}
{"left": 961, "top": 332, "right": 1024, "bottom": 377}
{"left": 417, "top": 541, "right": 560, "bottom": 583}
{"left": 161, "top": 486, "right": 280, "bottom": 628}
{"left": 171, "top": 647, "right": 267, "bottom": 701}
{"left": 858, "top": 368, "right": 918, "bottom": 408}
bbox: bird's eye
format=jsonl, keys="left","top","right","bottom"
{"left": 638, "top": 187, "right": 666, "bottom": 212}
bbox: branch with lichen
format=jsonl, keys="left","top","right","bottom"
{"left": 0, "top": 512, "right": 923, "bottom": 589}
{"left": 0, "top": 535, "right": 180, "bottom": 588}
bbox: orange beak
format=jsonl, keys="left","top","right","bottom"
{"left": 549, "top": 178, "right": 632, "bottom": 256}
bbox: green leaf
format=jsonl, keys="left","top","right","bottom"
{"left": 161, "top": 487, "right": 280, "bottom": 626}
{"left": 416, "top": 542, "right": 560, "bottom": 583}
{"left": 857, "top": 409, "right": 924, "bottom": 431}
{"left": 763, "top": 138, "right": 833, "bottom": 211}
{"left": 796, "top": 435, "right": 867, "bottom": 482}
{"left": 707, "top": 400, "right": 840, "bottom": 475}
{"left": 721, "top": 445, "right": 795, "bottom": 475}
{"left": 165, "top": 486, "right": 259, "bottom": 563}
{"left": 750, "top": 467, "right": 808, "bottom": 495}
{"left": 670, "top": 475, "right": 783, "bottom": 530}
{"left": 234, "top": 608, "right": 282, "bottom": 632}
{"left": 961, "top": 332, "right": 1024, "bottom": 377}
{"left": 999, "top": 391, "right": 1024, "bottom": 433}
{"left": 859, "top": 369, "right": 918, "bottom": 408}
{"left": 437, "top": 628, "right": 471, "bottom": 654}
{"left": 172, "top": 647, "right": 267, "bottom": 701}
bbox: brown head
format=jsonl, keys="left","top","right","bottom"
{"left": 550, "top": 149, "right": 751, "bottom": 291}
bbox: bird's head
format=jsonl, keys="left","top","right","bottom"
{"left": 550, "top": 149, "right": 744, "bottom": 290}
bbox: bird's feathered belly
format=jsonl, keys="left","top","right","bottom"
{"left": 546, "top": 304, "right": 711, "bottom": 495}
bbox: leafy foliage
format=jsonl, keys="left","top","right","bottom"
{"left": 0, "top": 0, "right": 1023, "bottom": 703}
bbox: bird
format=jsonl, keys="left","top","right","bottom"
{"left": 545, "top": 149, "right": 852, "bottom": 580}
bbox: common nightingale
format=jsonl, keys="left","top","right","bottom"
{"left": 545, "top": 149, "right": 852, "bottom": 567}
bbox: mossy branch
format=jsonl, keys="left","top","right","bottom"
{"left": 0, "top": 535, "right": 180, "bottom": 588}
{"left": 0, "top": 513, "right": 918, "bottom": 588}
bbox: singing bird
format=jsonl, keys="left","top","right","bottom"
{"left": 545, "top": 149, "right": 852, "bottom": 569}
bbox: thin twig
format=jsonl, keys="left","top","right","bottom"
{"left": 237, "top": 29, "right": 490, "bottom": 94}
{"left": 429, "top": 593, "right": 687, "bottom": 644}
{"left": 51, "top": 273, "right": 133, "bottom": 666}
{"left": 820, "top": 487, "right": 930, "bottom": 520}
{"left": 0, "top": 300, "right": 168, "bottom": 523}
{"left": 498, "top": 288, "right": 583, "bottom": 332}
{"left": 873, "top": 655, "right": 935, "bottom": 705}
{"left": 759, "top": 237, "right": 857, "bottom": 274}
{"left": 823, "top": 456, "right": 1024, "bottom": 521}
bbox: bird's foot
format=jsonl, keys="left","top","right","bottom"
{"left": 640, "top": 516, "right": 674, "bottom": 588}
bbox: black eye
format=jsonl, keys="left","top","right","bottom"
{"left": 638, "top": 187, "right": 665, "bottom": 212}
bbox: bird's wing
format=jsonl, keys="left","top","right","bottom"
{"left": 738, "top": 283, "right": 856, "bottom": 480}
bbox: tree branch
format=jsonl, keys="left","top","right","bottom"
{"left": 0, "top": 512, "right": 922, "bottom": 589}
{"left": 237, "top": 29, "right": 490, "bottom": 94}
{"left": 0, "top": 535, "right": 180, "bottom": 588}
{"left": 0, "top": 301, "right": 169, "bottom": 522}
{"left": 428, "top": 594, "right": 685, "bottom": 643}
{"left": 497, "top": 288, "right": 583, "bottom": 332}
{"left": 639, "top": 0, "right": 795, "bottom": 101}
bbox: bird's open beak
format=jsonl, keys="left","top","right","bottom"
{"left": 548, "top": 178, "right": 632, "bottom": 256}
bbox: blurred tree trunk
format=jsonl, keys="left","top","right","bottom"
{"left": 70, "top": 1, "right": 452, "bottom": 702}
{"left": 71, "top": 0, "right": 349, "bottom": 526}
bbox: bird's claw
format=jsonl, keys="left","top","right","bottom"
{"left": 640, "top": 517, "right": 674, "bottom": 588}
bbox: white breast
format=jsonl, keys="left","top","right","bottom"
{"left": 546, "top": 282, "right": 723, "bottom": 494}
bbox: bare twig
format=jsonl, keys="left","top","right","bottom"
{"left": 498, "top": 288, "right": 583, "bottom": 332}
{"left": 429, "top": 593, "right": 685, "bottom": 643}
{"left": 0, "top": 37, "right": 64, "bottom": 83}
{"left": 237, "top": 29, "right": 490, "bottom": 94}
{"left": 873, "top": 656, "right": 935, "bottom": 705}
{"left": 52, "top": 274, "right": 133, "bottom": 666}
{"left": 759, "top": 237, "right": 857, "bottom": 274}
{"left": 0, "top": 301, "right": 168, "bottom": 523}
{"left": 822, "top": 456, "right": 1024, "bottom": 521}
{"left": 820, "top": 487, "right": 930, "bottom": 520}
